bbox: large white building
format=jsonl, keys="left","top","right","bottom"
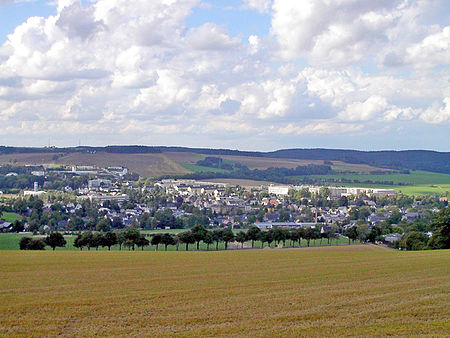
{"left": 268, "top": 185, "right": 290, "bottom": 195}
{"left": 292, "top": 185, "right": 395, "bottom": 198}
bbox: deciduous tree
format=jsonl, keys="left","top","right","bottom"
{"left": 222, "top": 227, "right": 235, "bottom": 250}
{"left": 151, "top": 234, "right": 162, "bottom": 251}
{"left": 235, "top": 231, "right": 247, "bottom": 248}
{"left": 179, "top": 231, "right": 195, "bottom": 251}
{"left": 45, "top": 232, "right": 67, "bottom": 251}
{"left": 161, "top": 233, "right": 175, "bottom": 251}
{"left": 247, "top": 225, "right": 261, "bottom": 248}
{"left": 191, "top": 224, "right": 207, "bottom": 250}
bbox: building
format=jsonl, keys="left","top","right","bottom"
{"left": 88, "top": 179, "right": 112, "bottom": 190}
{"left": 89, "top": 194, "right": 129, "bottom": 203}
{"left": 268, "top": 185, "right": 290, "bottom": 196}
{"left": 23, "top": 190, "right": 46, "bottom": 197}
{"left": 0, "top": 221, "right": 12, "bottom": 231}
{"left": 383, "top": 233, "right": 402, "bottom": 243}
{"left": 255, "top": 222, "right": 320, "bottom": 230}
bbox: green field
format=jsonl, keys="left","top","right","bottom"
{"left": 395, "top": 184, "right": 450, "bottom": 195}
{"left": 0, "top": 233, "right": 351, "bottom": 251}
{"left": 290, "top": 170, "right": 450, "bottom": 195}
{"left": 0, "top": 212, "right": 22, "bottom": 223}
{"left": 301, "top": 170, "right": 450, "bottom": 185}
{"left": 0, "top": 246, "right": 448, "bottom": 336}
{"left": 180, "top": 163, "right": 231, "bottom": 174}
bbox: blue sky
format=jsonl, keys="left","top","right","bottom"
{"left": 0, "top": 1, "right": 55, "bottom": 44}
{"left": 186, "top": 0, "right": 271, "bottom": 38}
{"left": 0, "top": 0, "right": 448, "bottom": 151}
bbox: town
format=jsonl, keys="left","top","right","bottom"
{"left": 0, "top": 163, "right": 447, "bottom": 250}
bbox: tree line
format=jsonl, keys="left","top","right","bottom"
{"left": 18, "top": 225, "right": 345, "bottom": 251}
{"left": 169, "top": 164, "right": 334, "bottom": 184}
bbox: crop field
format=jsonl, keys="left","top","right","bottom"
{"left": 0, "top": 246, "right": 448, "bottom": 336}
{"left": 56, "top": 152, "right": 190, "bottom": 177}
{"left": 0, "top": 152, "right": 64, "bottom": 165}
{"left": 163, "top": 152, "right": 388, "bottom": 172}
{"left": 0, "top": 152, "right": 190, "bottom": 177}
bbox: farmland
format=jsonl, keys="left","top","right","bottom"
{"left": 0, "top": 152, "right": 190, "bottom": 178}
{"left": 0, "top": 246, "right": 448, "bottom": 336}
{"left": 167, "top": 152, "right": 389, "bottom": 172}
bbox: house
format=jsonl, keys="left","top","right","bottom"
{"left": 57, "top": 220, "right": 68, "bottom": 228}
{"left": 403, "top": 212, "right": 423, "bottom": 223}
{"left": 367, "top": 213, "right": 387, "bottom": 225}
{"left": 383, "top": 233, "right": 402, "bottom": 243}
{"left": 364, "top": 200, "right": 377, "bottom": 207}
{"left": 0, "top": 221, "right": 12, "bottom": 231}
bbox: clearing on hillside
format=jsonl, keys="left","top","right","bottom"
{"left": 0, "top": 246, "right": 448, "bottom": 336}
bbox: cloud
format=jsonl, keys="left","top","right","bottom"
{"left": 404, "top": 26, "right": 450, "bottom": 69}
{"left": 421, "top": 98, "right": 450, "bottom": 124}
{"left": 0, "top": 0, "right": 448, "bottom": 149}
{"left": 0, "top": 0, "right": 38, "bottom": 5}
{"left": 185, "top": 23, "right": 241, "bottom": 51}
{"left": 242, "top": 0, "right": 272, "bottom": 13}
{"left": 56, "top": 2, "right": 105, "bottom": 40}
{"left": 278, "top": 121, "right": 364, "bottom": 136}
{"left": 270, "top": 0, "right": 402, "bottom": 65}
{"left": 339, "top": 95, "right": 389, "bottom": 121}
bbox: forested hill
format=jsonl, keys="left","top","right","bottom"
{"left": 267, "top": 149, "right": 450, "bottom": 174}
{"left": 0, "top": 146, "right": 449, "bottom": 173}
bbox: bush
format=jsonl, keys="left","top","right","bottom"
{"left": 400, "top": 232, "right": 428, "bottom": 251}
{"left": 19, "top": 237, "right": 46, "bottom": 250}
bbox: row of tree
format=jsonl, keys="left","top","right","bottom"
{"left": 19, "top": 225, "right": 345, "bottom": 251}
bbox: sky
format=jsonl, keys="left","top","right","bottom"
{"left": 0, "top": 0, "right": 449, "bottom": 151}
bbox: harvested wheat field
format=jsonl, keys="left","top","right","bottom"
{"left": 0, "top": 246, "right": 449, "bottom": 336}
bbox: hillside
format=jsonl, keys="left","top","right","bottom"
{"left": 0, "top": 152, "right": 189, "bottom": 178}
{"left": 268, "top": 149, "right": 450, "bottom": 174}
{"left": 1, "top": 146, "right": 449, "bottom": 173}
{"left": 0, "top": 146, "right": 449, "bottom": 186}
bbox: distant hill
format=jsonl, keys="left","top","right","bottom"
{"left": 267, "top": 149, "right": 450, "bottom": 174}
{"left": 0, "top": 146, "right": 449, "bottom": 174}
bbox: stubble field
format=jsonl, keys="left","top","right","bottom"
{"left": 0, "top": 246, "right": 449, "bottom": 336}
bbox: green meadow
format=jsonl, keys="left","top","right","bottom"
{"left": 289, "top": 170, "right": 450, "bottom": 195}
